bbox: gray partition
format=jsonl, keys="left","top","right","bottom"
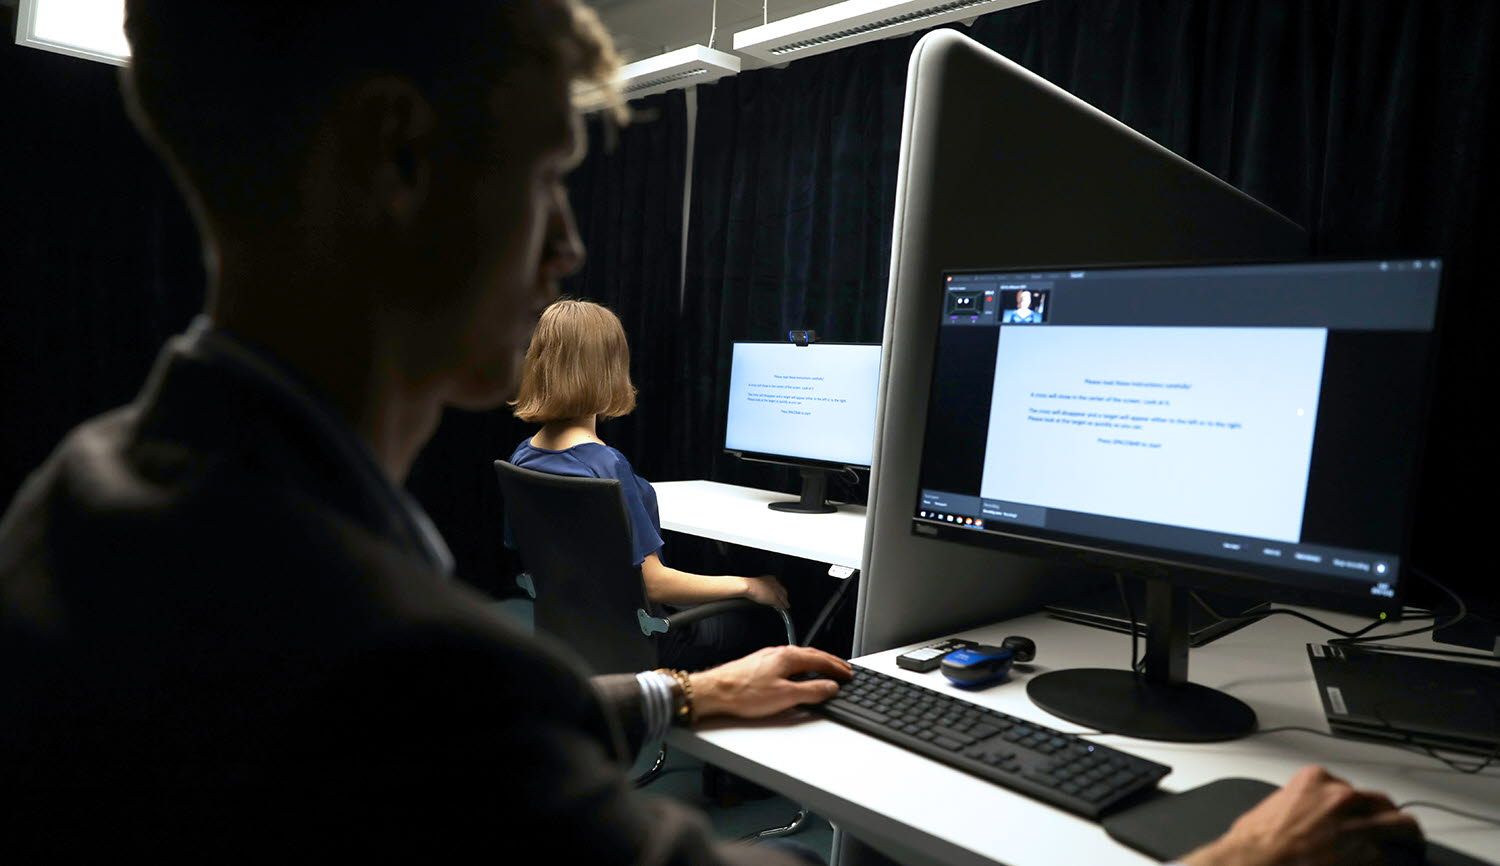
{"left": 854, "top": 31, "right": 1306, "bottom": 655}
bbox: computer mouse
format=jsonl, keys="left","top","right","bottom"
{"left": 1375, "top": 834, "right": 1430, "bottom": 866}
{"left": 1001, "top": 635, "right": 1037, "bottom": 663}
{"left": 940, "top": 645, "right": 1015, "bottom": 688}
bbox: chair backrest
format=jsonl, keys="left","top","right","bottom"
{"left": 492, "top": 459, "right": 657, "bottom": 674}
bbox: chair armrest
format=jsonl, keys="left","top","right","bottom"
{"left": 638, "top": 600, "right": 796, "bottom": 646}
{"left": 664, "top": 599, "right": 762, "bottom": 628}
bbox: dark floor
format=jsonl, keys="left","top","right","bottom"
{"left": 629, "top": 745, "right": 835, "bottom": 856}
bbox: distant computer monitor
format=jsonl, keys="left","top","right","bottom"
{"left": 914, "top": 258, "right": 1442, "bottom": 740}
{"left": 725, "top": 341, "right": 882, "bottom": 513}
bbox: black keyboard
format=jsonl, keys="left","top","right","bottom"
{"left": 812, "top": 665, "right": 1171, "bottom": 819}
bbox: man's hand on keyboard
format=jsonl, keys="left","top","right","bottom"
{"left": 1181, "top": 765, "right": 1422, "bottom": 866}
{"left": 689, "top": 646, "right": 852, "bottom": 721}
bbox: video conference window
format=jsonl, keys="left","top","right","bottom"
{"left": 1000, "top": 288, "right": 1048, "bottom": 323}
{"left": 946, "top": 290, "right": 985, "bottom": 316}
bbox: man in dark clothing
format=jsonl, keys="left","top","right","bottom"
{"left": 0, "top": 2, "right": 1419, "bottom": 863}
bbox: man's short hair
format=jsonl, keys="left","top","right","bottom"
{"left": 120, "top": 0, "right": 621, "bottom": 223}
{"left": 512, "top": 299, "right": 637, "bottom": 423}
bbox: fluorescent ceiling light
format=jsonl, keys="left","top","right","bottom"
{"left": 15, "top": 0, "right": 129, "bottom": 66}
{"left": 617, "top": 45, "right": 741, "bottom": 101}
{"left": 734, "top": 0, "right": 1038, "bottom": 64}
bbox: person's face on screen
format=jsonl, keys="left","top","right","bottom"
{"left": 1016, "top": 290, "right": 1032, "bottom": 312}
{"left": 410, "top": 60, "right": 587, "bottom": 411}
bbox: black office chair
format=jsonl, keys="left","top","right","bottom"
{"left": 493, "top": 460, "right": 807, "bottom": 836}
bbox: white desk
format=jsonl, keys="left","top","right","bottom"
{"left": 654, "top": 480, "right": 867, "bottom": 573}
{"left": 670, "top": 609, "right": 1500, "bottom": 866}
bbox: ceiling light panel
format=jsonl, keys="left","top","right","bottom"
{"left": 734, "top": 0, "right": 1038, "bottom": 64}
{"left": 618, "top": 44, "right": 742, "bottom": 101}
{"left": 16, "top": 0, "right": 129, "bottom": 65}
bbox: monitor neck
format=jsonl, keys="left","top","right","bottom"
{"left": 768, "top": 467, "right": 838, "bottom": 514}
{"left": 1141, "top": 579, "right": 1190, "bottom": 685}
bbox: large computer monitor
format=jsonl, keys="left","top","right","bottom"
{"left": 914, "top": 258, "right": 1443, "bottom": 740}
{"left": 857, "top": 30, "right": 1307, "bottom": 659}
{"left": 724, "top": 341, "right": 882, "bottom": 513}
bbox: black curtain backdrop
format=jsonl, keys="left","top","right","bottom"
{"left": 0, "top": 31, "right": 205, "bottom": 517}
{"left": 674, "top": 35, "right": 910, "bottom": 503}
{"left": 961, "top": 2, "right": 1500, "bottom": 613}
{"left": 402, "top": 91, "right": 688, "bottom": 596}
{"left": 674, "top": 0, "right": 1499, "bottom": 614}
{"left": 561, "top": 91, "right": 687, "bottom": 481}
{"left": 4, "top": 2, "right": 1498, "bottom": 611}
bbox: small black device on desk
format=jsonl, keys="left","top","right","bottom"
{"left": 811, "top": 665, "right": 1170, "bottom": 819}
{"left": 896, "top": 637, "right": 976, "bottom": 672}
{"left": 897, "top": 635, "right": 1037, "bottom": 675}
{"left": 1306, "top": 643, "right": 1500, "bottom": 756}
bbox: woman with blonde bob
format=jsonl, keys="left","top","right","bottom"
{"left": 509, "top": 299, "right": 789, "bottom": 669}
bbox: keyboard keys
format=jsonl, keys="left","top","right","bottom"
{"left": 930, "top": 725, "right": 977, "bottom": 745}
{"left": 813, "top": 666, "right": 1171, "bottom": 820}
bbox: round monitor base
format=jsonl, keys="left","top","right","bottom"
{"left": 768, "top": 501, "right": 838, "bottom": 514}
{"left": 1027, "top": 668, "right": 1256, "bottom": 742}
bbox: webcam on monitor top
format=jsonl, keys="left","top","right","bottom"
{"left": 787, "top": 329, "right": 818, "bottom": 347}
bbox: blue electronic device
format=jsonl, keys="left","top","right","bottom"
{"left": 940, "top": 645, "right": 1015, "bottom": 688}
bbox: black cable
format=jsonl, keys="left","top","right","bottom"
{"left": 1411, "top": 743, "right": 1500, "bottom": 775}
{"left": 1395, "top": 801, "right": 1500, "bottom": 829}
{"left": 1190, "top": 592, "right": 1395, "bottom": 639}
{"left": 1373, "top": 698, "right": 1500, "bottom": 775}
{"left": 801, "top": 577, "right": 856, "bottom": 649}
{"left": 1189, "top": 593, "right": 1435, "bottom": 645}
{"left": 1331, "top": 568, "right": 1466, "bottom": 646}
{"left": 825, "top": 466, "right": 864, "bottom": 507}
{"left": 1115, "top": 574, "right": 1143, "bottom": 674}
{"left": 1254, "top": 725, "right": 1499, "bottom": 775}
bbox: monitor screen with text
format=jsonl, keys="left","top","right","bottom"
{"left": 725, "top": 342, "right": 882, "bottom": 468}
{"left": 914, "top": 260, "right": 1442, "bottom": 605}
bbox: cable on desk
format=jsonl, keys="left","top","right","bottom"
{"left": 1253, "top": 725, "right": 1499, "bottom": 775}
{"left": 1189, "top": 592, "right": 1395, "bottom": 640}
{"left": 1188, "top": 576, "right": 1450, "bottom": 646}
{"left": 1331, "top": 568, "right": 1466, "bottom": 646}
{"left": 1395, "top": 801, "right": 1500, "bottom": 829}
{"left": 1114, "top": 573, "right": 1144, "bottom": 675}
{"left": 1114, "top": 578, "right": 1429, "bottom": 672}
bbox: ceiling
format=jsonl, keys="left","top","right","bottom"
{"left": 591, "top": 0, "right": 832, "bottom": 67}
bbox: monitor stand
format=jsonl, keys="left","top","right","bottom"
{"left": 768, "top": 468, "right": 838, "bottom": 514}
{"left": 1026, "top": 579, "right": 1257, "bottom": 742}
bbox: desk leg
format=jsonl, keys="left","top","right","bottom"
{"left": 803, "top": 571, "right": 858, "bottom": 648}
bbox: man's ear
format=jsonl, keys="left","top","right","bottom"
{"left": 349, "top": 77, "right": 435, "bottom": 228}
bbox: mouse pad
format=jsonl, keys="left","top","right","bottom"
{"left": 1102, "top": 778, "right": 1491, "bottom": 865}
